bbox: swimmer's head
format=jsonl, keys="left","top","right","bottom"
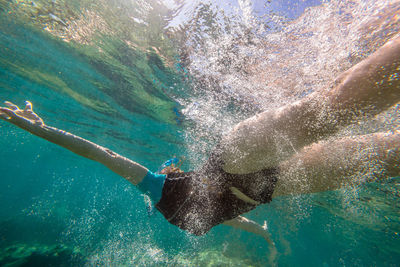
{"left": 159, "top": 157, "right": 185, "bottom": 174}
{"left": 160, "top": 165, "right": 184, "bottom": 174}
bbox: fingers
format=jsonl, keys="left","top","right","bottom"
{"left": 0, "top": 107, "right": 13, "bottom": 115}
{"left": 1, "top": 101, "right": 39, "bottom": 124}
{"left": 4, "top": 101, "right": 20, "bottom": 111}
{"left": 0, "top": 109, "right": 6, "bottom": 119}
{"left": 0, "top": 107, "right": 13, "bottom": 120}
{"left": 24, "top": 101, "right": 33, "bottom": 112}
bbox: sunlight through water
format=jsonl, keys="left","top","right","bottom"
{"left": 0, "top": 0, "right": 399, "bottom": 266}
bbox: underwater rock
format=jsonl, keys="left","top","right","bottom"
{"left": 0, "top": 243, "right": 85, "bottom": 267}
{"left": 171, "top": 249, "right": 255, "bottom": 267}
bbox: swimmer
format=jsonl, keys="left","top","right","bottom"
{"left": 1, "top": 36, "right": 399, "bottom": 242}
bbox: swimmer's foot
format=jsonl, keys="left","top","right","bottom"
{"left": 262, "top": 220, "right": 268, "bottom": 230}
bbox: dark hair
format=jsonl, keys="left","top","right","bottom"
{"left": 160, "top": 158, "right": 185, "bottom": 174}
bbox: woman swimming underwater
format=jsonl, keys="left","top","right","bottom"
{"left": 1, "top": 36, "right": 400, "bottom": 242}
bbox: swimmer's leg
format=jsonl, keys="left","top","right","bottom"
{"left": 223, "top": 216, "right": 275, "bottom": 246}
{"left": 273, "top": 130, "right": 400, "bottom": 197}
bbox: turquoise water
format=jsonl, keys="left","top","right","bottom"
{"left": 1, "top": 0, "right": 400, "bottom": 266}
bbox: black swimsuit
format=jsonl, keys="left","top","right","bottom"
{"left": 155, "top": 154, "right": 278, "bottom": 236}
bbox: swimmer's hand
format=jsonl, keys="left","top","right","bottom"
{"left": 0, "top": 101, "right": 45, "bottom": 127}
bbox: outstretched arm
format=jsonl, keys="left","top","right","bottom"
{"left": 0, "top": 101, "right": 148, "bottom": 185}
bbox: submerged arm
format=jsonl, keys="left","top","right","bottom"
{"left": 222, "top": 36, "right": 400, "bottom": 174}
{"left": 0, "top": 101, "right": 148, "bottom": 184}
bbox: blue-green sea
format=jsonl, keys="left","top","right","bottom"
{"left": 1, "top": 0, "right": 399, "bottom": 266}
